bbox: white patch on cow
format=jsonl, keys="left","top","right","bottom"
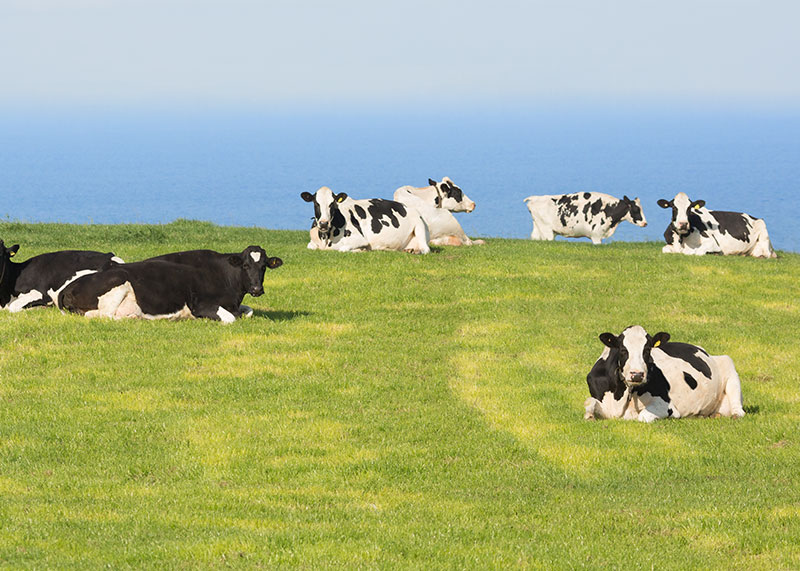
{"left": 85, "top": 282, "right": 134, "bottom": 319}
{"left": 216, "top": 306, "right": 236, "bottom": 324}
{"left": 620, "top": 326, "right": 648, "bottom": 383}
{"left": 240, "top": 304, "right": 254, "bottom": 318}
{"left": 250, "top": 251, "right": 261, "bottom": 262}
{"left": 143, "top": 304, "right": 193, "bottom": 321}
{"left": 7, "top": 290, "right": 44, "bottom": 312}
{"left": 47, "top": 269, "right": 98, "bottom": 306}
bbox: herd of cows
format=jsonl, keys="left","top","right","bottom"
{"left": 0, "top": 178, "right": 778, "bottom": 421}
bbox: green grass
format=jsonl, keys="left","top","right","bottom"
{"left": 1, "top": 220, "right": 798, "bottom": 568}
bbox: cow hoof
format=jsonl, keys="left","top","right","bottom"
{"left": 240, "top": 305, "right": 254, "bottom": 318}
{"left": 472, "top": 239, "right": 486, "bottom": 245}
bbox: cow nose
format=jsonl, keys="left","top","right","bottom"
{"left": 640, "top": 221, "right": 648, "bottom": 227}
{"left": 467, "top": 203, "right": 476, "bottom": 213}
{"left": 630, "top": 371, "right": 645, "bottom": 384}
{"left": 318, "top": 221, "right": 330, "bottom": 231}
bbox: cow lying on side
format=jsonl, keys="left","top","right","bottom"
{"left": 0, "top": 240, "right": 123, "bottom": 312}
{"left": 393, "top": 177, "right": 484, "bottom": 246}
{"left": 302, "top": 187, "right": 430, "bottom": 254}
{"left": 658, "top": 192, "right": 776, "bottom": 258}
{"left": 523, "top": 192, "right": 647, "bottom": 244}
{"left": 584, "top": 325, "right": 745, "bottom": 422}
{"left": 58, "top": 246, "right": 282, "bottom": 323}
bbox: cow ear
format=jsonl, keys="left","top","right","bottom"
{"left": 691, "top": 200, "right": 705, "bottom": 210}
{"left": 8, "top": 244, "right": 19, "bottom": 257}
{"left": 599, "top": 333, "right": 619, "bottom": 348}
{"left": 228, "top": 255, "right": 243, "bottom": 267}
{"left": 335, "top": 193, "right": 348, "bottom": 203}
{"left": 267, "top": 257, "right": 283, "bottom": 269}
{"left": 651, "top": 332, "right": 670, "bottom": 347}
{"left": 623, "top": 195, "right": 630, "bottom": 202}
{"left": 657, "top": 199, "right": 672, "bottom": 209}
{"left": 301, "top": 192, "right": 315, "bottom": 202}
{"left": 428, "top": 178, "right": 437, "bottom": 186}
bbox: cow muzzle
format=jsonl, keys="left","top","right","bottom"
{"left": 466, "top": 202, "right": 476, "bottom": 213}
{"left": 675, "top": 222, "right": 690, "bottom": 235}
{"left": 249, "top": 286, "right": 265, "bottom": 296}
{"left": 317, "top": 221, "right": 331, "bottom": 232}
{"left": 626, "top": 371, "right": 646, "bottom": 386}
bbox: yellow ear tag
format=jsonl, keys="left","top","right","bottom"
{"left": 654, "top": 340, "right": 661, "bottom": 347}
{"left": 337, "top": 196, "right": 345, "bottom": 203}
{"left": 9, "top": 251, "right": 14, "bottom": 257}
{"left": 693, "top": 204, "right": 701, "bottom": 210}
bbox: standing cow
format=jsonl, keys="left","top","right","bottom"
{"left": 584, "top": 325, "right": 745, "bottom": 422}
{"left": 523, "top": 192, "right": 647, "bottom": 244}
{"left": 393, "top": 177, "right": 484, "bottom": 246}
{"left": 658, "top": 192, "right": 776, "bottom": 258}
{"left": 58, "top": 246, "right": 282, "bottom": 323}
{"left": 302, "top": 187, "right": 430, "bottom": 254}
{"left": 0, "top": 240, "right": 122, "bottom": 312}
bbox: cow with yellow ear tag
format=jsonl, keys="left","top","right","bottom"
{"left": 301, "top": 187, "right": 430, "bottom": 254}
{"left": 584, "top": 325, "right": 746, "bottom": 422}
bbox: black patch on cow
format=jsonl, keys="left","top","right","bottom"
{"left": 710, "top": 211, "right": 752, "bottom": 243}
{"left": 583, "top": 192, "right": 591, "bottom": 199}
{"left": 586, "top": 348, "right": 627, "bottom": 402}
{"left": 331, "top": 207, "right": 346, "bottom": 230}
{"left": 659, "top": 342, "right": 712, "bottom": 379}
{"left": 367, "top": 199, "right": 406, "bottom": 234}
{"left": 683, "top": 372, "right": 698, "bottom": 390}
{"left": 348, "top": 212, "right": 364, "bottom": 236}
{"left": 434, "top": 196, "right": 441, "bottom": 207}
{"left": 590, "top": 200, "right": 603, "bottom": 217}
{"left": 354, "top": 204, "right": 367, "bottom": 219}
{"left": 668, "top": 407, "right": 674, "bottom": 417}
{"left": 634, "top": 361, "right": 671, "bottom": 403}
{"left": 556, "top": 194, "right": 579, "bottom": 226}
{"left": 688, "top": 212, "right": 708, "bottom": 236}
{"left": 663, "top": 226, "right": 675, "bottom": 245}
{"left": 601, "top": 200, "right": 628, "bottom": 229}
{"left": 344, "top": 230, "right": 351, "bottom": 238}
{"left": 442, "top": 181, "right": 464, "bottom": 203}
{"left": 627, "top": 200, "right": 644, "bottom": 224}
{"left": 333, "top": 228, "right": 340, "bottom": 237}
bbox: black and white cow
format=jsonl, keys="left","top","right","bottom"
{"left": 584, "top": 325, "right": 745, "bottom": 422}
{"left": 658, "top": 192, "right": 776, "bottom": 258}
{"left": 0, "top": 240, "right": 123, "bottom": 312}
{"left": 58, "top": 246, "right": 282, "bottom": 323}
{"left": 302, "top": 187, "right": 430, "bottom": 253}
{"left": 523, "top": 192, "right": 647, "bottom": 244}
{"left": 393, "top": 177, "right": 484, "bottom": 246}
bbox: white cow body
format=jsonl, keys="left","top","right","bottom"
{"left": 584, "top": 326, "right": 745, "bottom": 423}
{"left": 524, "top": 192, "right": 647, "bottom": 244}
{"left": 659, "top": 192, "right": 776, "bottom": 258}
{"left": 303, "top": 187, "right": 430, "bottom": 254}
{"left": 393, "top": 177, "right": 483, "bottom": 246}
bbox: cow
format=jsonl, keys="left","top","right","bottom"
{"left": 583, "top": 325, "right": 745, "bottom": 422}
{"left": 302, "top": 186, "right": 430, "bottom": 254}
{"left": 0, "top": 240, "right": 123, "bottom": 312}
{"left": 523, "top": 192, "right": 647, "bottom": 244}
{"left": 57, "top": 246, "right": 282, "bottom": 323}
{"left": 393, "top": 177, "right": 485, "bottom": 246}
{"left": 658, "top": 192, "right": 776, "bottom": 258}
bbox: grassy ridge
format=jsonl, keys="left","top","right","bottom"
{"left": 0, "top": 221, "right": 798, "bottom": 568}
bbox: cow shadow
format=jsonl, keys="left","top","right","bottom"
{"left": 743, "top": 404, "right": 760, "bottom": 415}
{"left": 252, "top": 309, "right": 310, "bottom": 322}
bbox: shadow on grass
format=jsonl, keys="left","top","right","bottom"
{"left": 252, "top": 309, "right": 310, "bottom": 321}
{"left": 743, "top": 404, "right": 760, "bottom": 415}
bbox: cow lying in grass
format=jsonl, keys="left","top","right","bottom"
{"left": 658, "top": 192, "right": 776, "bottom": 258}
{"left": 393, "top": 177, "right": 484, "bottom": 246}
{"left": 0, "top": 240, "right": 122, "bottom": 312}
{"left": 584, "top": 325, "right": 745, "bottom": 422}
{"left": 58, "top": 246, "right": 282, "bottom": 323}
{"left": 303, "top": 187, "right": 430, "bottom": 253}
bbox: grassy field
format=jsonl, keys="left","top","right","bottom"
{"left": 1, "top": 220, "right": 798, "bottom": 568}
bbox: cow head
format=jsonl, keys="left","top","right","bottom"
{"left": 229, "top": 246, "right": 282, "bottom": 297}
{"left": 598, "top": 325, "right": 670, "bottom": 387}
{"left": 301, "top": 187, "right": 348, "bottom": 236}
{"left": 623, "top": 196, "right": 647, "bottom": 227}
{"left": 0, "top": 240, "right": 20, "bottom": 286}
{"left": 428, "top": 177, "right": 475, "bottom": 212}
{"left": 658, "top": 192, "right": 705, "bottom": 236}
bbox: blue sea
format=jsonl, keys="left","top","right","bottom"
{"left": 1, "top": 106, "right": 798, "bottom": 252}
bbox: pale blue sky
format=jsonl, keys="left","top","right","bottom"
{"left": 1, "top": 0, "right": 799, "bottom": 108}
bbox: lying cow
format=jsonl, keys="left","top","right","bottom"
{"left": 523, "top": 192, "right": 647, "bottom": 244}
{"left": 58, "top": 246, "right": 282, "bottom": 323}
{"left": 658, "top": 192, "right": 776, "bottom": 258}
{"left": 393, "top": 177, "right": 484, "bottom": 246}
{"left": 584, "top": 325, "right": 745, "bottom": 422}
{"left": 0, "top": 240, "right": 123, "bottom": 312}
{"left": 302, "top": 187, "right": 430, "bottom": 253}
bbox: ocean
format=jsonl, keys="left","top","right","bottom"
{"left": 1, "top": 106, "right": 798, "bottom": 252}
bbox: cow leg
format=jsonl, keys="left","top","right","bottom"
{"left": 714, "top": 356, "right": 746, "bottom": 418}
{"left": 84, "top": 282, "right": 134, "bottom": 319}
{"left": 750, "top": 220, "right": 777, "bottom": 258}
{"left": 590, "top": 236, "right": 603, "bottom": 245}
{"left": 7, "top": 290, "right": 46, "bottom": 312}
{"left": 637, "top": 398, "right": 670, "bottom": 422}
{"left": 190, "top": 302, "right": 240, "bottom": 324}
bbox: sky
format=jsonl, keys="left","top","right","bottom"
{"left": 1, "top": 0, "right": 799, "bottom": 109}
